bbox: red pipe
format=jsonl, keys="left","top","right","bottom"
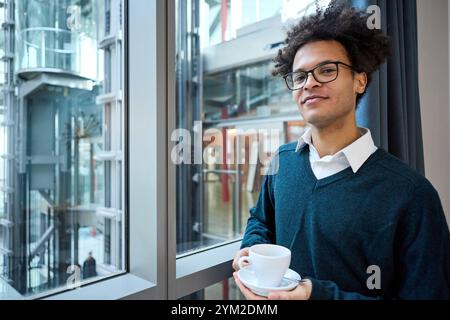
{"left": 221, "top": 0, "right": 228, "bottom": 41}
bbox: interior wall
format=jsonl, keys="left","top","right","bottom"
{"left": 417, "top": 0, "right": 450, "bottom": 227}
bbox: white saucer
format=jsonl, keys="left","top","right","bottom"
{"left": 237, "top": 267, "right": 301, "bottom": 297}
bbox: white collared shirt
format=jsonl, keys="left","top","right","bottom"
{"left": 295, "top": 127, "right": 378, "bottom": 180}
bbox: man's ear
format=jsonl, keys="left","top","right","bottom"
{"left": 355, "top": 72, "right": 368, "bottom": 94}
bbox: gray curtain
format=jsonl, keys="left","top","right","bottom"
{"left": 350, "top": 0, "right": 425, "bottom": 174}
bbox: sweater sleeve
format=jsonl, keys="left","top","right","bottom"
{"left": 395, "top": 181, "right": 450, "bottom": 299}
{"left": 241, "top": 173, "right": 276, "bottom": 249}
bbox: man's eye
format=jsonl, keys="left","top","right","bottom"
{"left": 294, "top": 74, "right": 306, "bottom": 83}
{"left": 320, "top": 68, "right": 336, "bottom": 75}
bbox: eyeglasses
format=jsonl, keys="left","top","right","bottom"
{"left": 283, "top": 61, "right": 356, "bottom": 91}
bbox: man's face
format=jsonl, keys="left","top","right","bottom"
{"left": 291, "top": 40, "right": 367, "bottom": 128}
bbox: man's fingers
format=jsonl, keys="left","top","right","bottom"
{"left": 232, "top": 258, "right": 241, "bottom": 271}
{"left": 233, "top": 261, "right": 248, "bottom": 271}
{"left": 233, "top": 272, "right": 252, "bottom": 296}
{"left": 267, "top": 291, "right": 291, "bottom": 300}
{"left": 233, "top": 272, "right": 267, "bottom": 300}
{"left": 232, "top": 248, "right": 250, "bottom": 271}
{"left": 267, "top": 280, "right": 313, "bottom": 300}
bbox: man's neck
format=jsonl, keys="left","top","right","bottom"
{"left": 310, "top": 117, "right": 361, "bottom": 158}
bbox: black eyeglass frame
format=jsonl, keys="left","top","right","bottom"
{"left": 283, "top": 61, "right": 357, "bottom": 91}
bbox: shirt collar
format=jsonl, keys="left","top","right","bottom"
{"left": 295, "top": 127, "right": 377, "bottom": 173}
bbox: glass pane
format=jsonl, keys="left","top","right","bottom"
{"left": 0, "top": 108, "right": 4, "bottom": 219}
{"left": 0, "top": 0, "right": 125, "bottom": 299}
{"left": 206, "top": 0, "right": 284, "bottom": 46}
{"left": 203, "top": 62, "right": 294, "bottom": 121}
{"left": 175, "top": 0, "right": 317, "bottom": 255}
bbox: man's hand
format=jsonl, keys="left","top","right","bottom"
{"left": 232, "top": 247, "right": 250, "bottom": 271}
{"left": 233, "top": 271, "right": 313, "bottom": 300}
{"left": 267, "top": 279, "right": 312, "bottom": 300}
{"left": 233, "top": 272, "right": 268, "bottom": 300}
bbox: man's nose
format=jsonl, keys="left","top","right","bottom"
{"left": 303, "top": 72, "right": 322, "bottom": 91}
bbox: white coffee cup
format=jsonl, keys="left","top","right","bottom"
{"left": 238, "top": 244, "right": 291, "bottom": 287}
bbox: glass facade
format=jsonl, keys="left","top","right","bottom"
{"left": 203, "top": 61, "right": 294, "bottom": 121}
{"left": 0, "top": 0, "right": 125, "bottom": 299}
{"left": 174, "top": 0, "right": 326, "bottom": 256}
{"left": 205, "top": 0, "right": 283, "bottom": 46}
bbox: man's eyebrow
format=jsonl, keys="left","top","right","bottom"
{"left": 293, "top": 60, "right": 336, "bottom": 73}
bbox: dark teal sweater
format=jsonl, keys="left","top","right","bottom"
{"left": 241, "top": 142, "right": 450, "bottom": 299}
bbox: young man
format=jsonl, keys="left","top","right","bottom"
{"left": 232, "top": 2, "right": 450, "bottom": 300}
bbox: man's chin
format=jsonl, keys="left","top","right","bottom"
{"left": 303, "top": 114, "right": 333, "bottom": 128}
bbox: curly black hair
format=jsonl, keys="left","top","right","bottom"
{"left": 273, "top": 0, "right": 391, "bottom": 105}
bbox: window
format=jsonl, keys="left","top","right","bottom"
{"left": 172, "top": 0, "right": 331, "bottom": 299}
{"left": 0, "top": 0, "right": 125, "bottom": 298}
{"left": 175, "top": 0, "right": 319, "bottom": 256}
